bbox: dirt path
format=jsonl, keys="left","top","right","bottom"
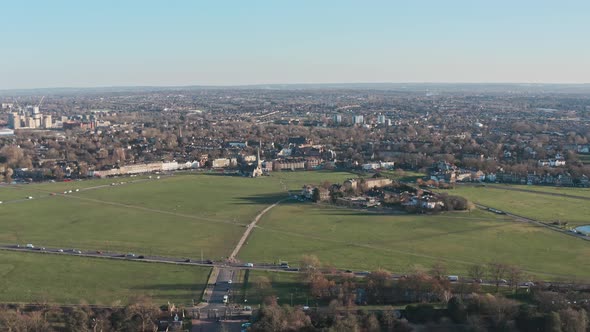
{"left": 228, "top": 198, "right": 288, "bottom": 260}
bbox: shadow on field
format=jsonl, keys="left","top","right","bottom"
{"left": 130, "top": 283, "right": 207, "bottom": 302}
{"left": 234, "top": 193, "right": 295, "bottom": 205}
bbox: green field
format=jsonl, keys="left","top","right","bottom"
{"left": 487, "top": 184, "right": 590, "bottom": 198}
{"left": 447, "top": 185, "right": 590, "bottom": 226}
{"left": 242, "top": 270, "right": 309, "bottom": 306}
{"left": 3, "top": 169, "right": 590, "bottom": 305}
{"left": 0, "top": 250, "right": 210, "bottom": 305}
{"left": 0, "top": 172, "right": 355, "bottom": 258}
{"left": 239, "top": 204, "right": 590, "bottom": 280}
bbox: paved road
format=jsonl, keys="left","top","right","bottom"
{"left": 199, "top": 196, "right": 289, "bottom": 324}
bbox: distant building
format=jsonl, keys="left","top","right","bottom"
{"left": 212, "top": 158, "right": 231, "bottom": 168}
{"left": 353, "top": 115, "right": 364, "bottom": 125}
{"left": 8, "top": 112, "right": 20, "bottom": 129}
{"left": 333, "top": 114, "right": 342, "bottom": 123}
{"left": 377, "top": 115, "right": 387, "bottom": 124}
{"left": 0, "top": 128, "right": 14, "bottom": 136}
{"left": 43, "top": 115, "right": 52, "bottom": 129}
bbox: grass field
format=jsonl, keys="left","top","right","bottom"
{"left": 239, "top": 204, "right": 590, "bottom": 280}
{"left": 487, "top": 184, "right": 590, "bottom": 198}
{"left": 3, "top": 169, "right": 589, "bottom": 305}
{"left": 242, "top": 270, "right": 309, "bottom": 306}
{"left": 0, "top": 250, "right": 210, "bottom": 305}
{"left": 447, "top": 185, "right": 590, "bottom": 226}
{"left": 0, "top": 172, "right": 355, "bottom": 258}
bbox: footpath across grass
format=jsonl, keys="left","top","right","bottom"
{"left": 0, "top": 250, "right": 210, "bottom": 305}
{"left": 0, "top": 172, "right": 357, "bottom": 259}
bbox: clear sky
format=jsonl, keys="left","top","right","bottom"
{"left": 1, "top": 0, "right": 589, "bottom": 89}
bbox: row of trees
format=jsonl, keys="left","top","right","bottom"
{"left": 0, "top": 296, "right": 168, "bottom": 332}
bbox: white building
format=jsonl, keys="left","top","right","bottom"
{"left": 353, "top": 115, "right": 364, "bottom": 125}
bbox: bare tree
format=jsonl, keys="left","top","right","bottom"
{"left": 468, "top": 264, "right": 486, "bottom": 282}
{"left": 488, "top": 262, "right": 508, "bottom": 293}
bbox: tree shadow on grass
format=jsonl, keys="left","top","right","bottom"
{"left": 234, "top": 193, "right": 296, "bottom": 205}
{"left": 130, "top": 283, "right": 207, "bottom": 303}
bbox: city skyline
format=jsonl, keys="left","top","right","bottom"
{"left": 2, "top": 0, "right": 590, "bottom": 89}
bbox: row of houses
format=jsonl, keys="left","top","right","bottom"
{"left": 90, "top": 161, "right": 198, "bottom": 177}
{"left": 497, "top": 172, "right": 590, "bottom": 186}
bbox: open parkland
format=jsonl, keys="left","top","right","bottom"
{"left": 1, "top": 170, "right": 589, "bottom": 306}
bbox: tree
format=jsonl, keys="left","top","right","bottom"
{"left": 4, "top": 168, "right": 13, "bottom": 183}
{"left": 429, "top": 262, "right": 447, "bottom": 281}
{"left": 488, "top": 262, "right": 508, "bottom": 293}
{"left": 125, "top": 297, "right": 160, "bottom": 332}
{"left": 468, "top": 264, "right": 485, "bottom": 282}
{"left": 544, "top": 311, "right": 562, "bottom": 332}
{"left": 559, "top": 308, "right": 588, "bottom": 332}
{"left": 300, "top": 255, "right": 321, "bottom": 281}
{"left": 507, "top": 265, "right": 523, "bottom": 292}
{"left": 447, "top": 296, "right": 467, "bottom": 323}
{"left": 254, "top": 276, "right": 272, "bottom": 302}
{"left": 311, "top": 188, "right": 320, "bottom": 202}
{"left": 364, "top": 313, "right": 380, "bottom": 332}
{"left": 65, "top": 307, "right": 89, "bottom": 332}
{"left": 366, "top": 269, "right": 392, "bottom": 304}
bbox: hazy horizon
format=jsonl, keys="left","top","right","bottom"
{"left": 2, "top": 0, "right": 589, "bottom": 89}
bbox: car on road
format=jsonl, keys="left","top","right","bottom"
{"left": 227, "top": 280, "right": 232, "bottom": 284}
{"left": 244, "top": 263, "right": 254, "bottom": 267}
{"left": 205, "top": 259, "right": 213, "bottom": 264}
{"left": 58, "top": 249, "right": 64, "bottom": 253}
{"left": 27, "top": 196, "right": 33, "bottom": 200}
{"left": 223, "top": 295, "right": 229, "bottom": 304}
{"left": 96, "top": 251, "right": 103, "bottom": 254}
{"left": 26, "top": 244, "right": 34, "bottom": 249}
{"left": 126, "top": 253, "right": 136, "bottom": 258}
{"left": 184, "top": 259, "right": 191, "bottom": 263}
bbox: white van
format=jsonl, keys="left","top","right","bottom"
{"left": 223, "top": 295, "right": 229, "bottom": 304}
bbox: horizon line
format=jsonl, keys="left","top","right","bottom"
{"left": 2, "top": 81, "right": 590, "bottom": 93}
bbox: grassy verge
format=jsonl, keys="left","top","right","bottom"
{"left": 0, "top": 250, "right": 210, "bottom": 305}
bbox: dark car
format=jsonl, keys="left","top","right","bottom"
{"left": 206, "top": 259, "right": 213, "bottom": 264}
{"left": 184, "top": 259, "right": 191, "bottom": 263}
{"left": 138, "top": 255, "right": 145, "bottom": 259}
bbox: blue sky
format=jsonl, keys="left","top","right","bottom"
{"left": 1, "top": 0, "right": 589, "bottom": 89}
